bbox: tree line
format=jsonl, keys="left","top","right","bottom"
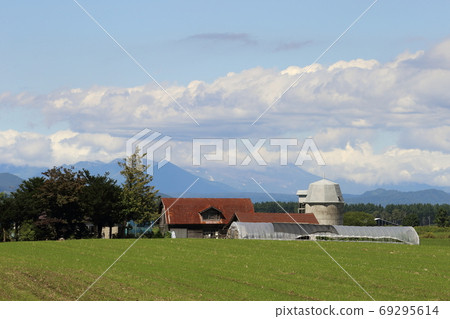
{"left": 344, "top": 203, "right": 449, "bottom": 226}
{"left": 0, "top": 150, "right": 159, "bottom": 241}
{"left": 253, "top": 201, "right": 449, "bottom": 227}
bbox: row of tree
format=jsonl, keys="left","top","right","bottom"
{"left": 343, "top": 203, "right": 449, "bottom": 227}
{"left": 253, "top": 201, "right": 450, "bottom": 227}
{"left": 0, "top": 151, "right": 159, "bottom": 241}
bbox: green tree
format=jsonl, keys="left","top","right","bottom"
{"left": 254, "top": 201, "right": 298, "bottom": 213}
{"left": 81, "top": 170, "right": 122, "bottom": 238}
{"left": 403, "top": 213, "right": 420, "bottom": 227}
{"left": 118, "top": 149, "right": 159, "bottom": 227}
{"left": 8, "top": 177, "right": 45, "bottom": 241}
{"left": 435, "top": 209, "right": 449, "bottom": 227}
{"left": 0, "top": 192, "right": 13, "bottom": 241}
{"left": 391, "top": 208, "right": 406, "bottom": 225}
{"left": 38, "top": 167, "right": 86, "bottom": 239}
{"left": 343, "top": 211, "right": 376, "bottom": 226}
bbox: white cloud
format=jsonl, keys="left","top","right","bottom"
{"left": 351, "top": 119, "right": 371, "bottom": 128}
{"left": 0, "top": 130, "right": 52, "bottom": 166}
{"left": 328, "top": 58, "right": 379, "bottom": 71}
{"left": 4, "top": 39, "right": 450, "bottom": 139}
{"left": 399, "top": 126, "right": 450, "bottom": 152}
{"left": 417, "top": 38, "right": 450, "bottom": 69}
{"left": 2, "top": 38, "right": 450, "bottom": 186}
{"left": 308, "top": 143, "right": 450, "bottom": 186}
{"left": 0, "top": 130, "right": 125, "bottom": 167}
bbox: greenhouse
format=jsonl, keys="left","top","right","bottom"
{"left": 226, "top": 222, "right": 420, "bottom": 245}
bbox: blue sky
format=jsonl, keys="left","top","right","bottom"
{"left": 2, "top": 0, "right": 449, "bottom": 93}
{"left": 1, "top": 0, "right": 450, "bottom": 188}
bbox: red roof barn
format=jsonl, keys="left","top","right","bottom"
{"left": 159, "top": 198, "right": 318, "bottom": 238}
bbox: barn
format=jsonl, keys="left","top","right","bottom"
{"left": 158, "top": 198, "right": 318, "bottom": 238}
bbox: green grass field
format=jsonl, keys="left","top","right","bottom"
{"left": 415, "top": 226, "right": 450, "bottom": 239}
{"left": 0, "top": 238, "right": 448, "bottom": 301}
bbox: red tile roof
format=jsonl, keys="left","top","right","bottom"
{"left": 161, "top": 198, "right": 254, "bottom": 225}
{"left": 160, "top": 198, "right": 318, "bottom": 225}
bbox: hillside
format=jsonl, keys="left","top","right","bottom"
{"left": 0, "top": 173, "right": 23, "bottom": 192}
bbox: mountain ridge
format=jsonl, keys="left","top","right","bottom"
{"left": 344, "top": 188, "right": 450, "bottom": 205}
{"left": 0, "top": 173, "right": 23, "bottom": 193}
{"left": 1, "top": 160, "right": 450, "bottom": 205}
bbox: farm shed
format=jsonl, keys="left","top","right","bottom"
{"left": 227, "top": 222, "right": 420, "bottom": 245}
{"left": 158, "top": 198, "right": 318, "bottom": 238}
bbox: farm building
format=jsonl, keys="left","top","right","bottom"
{"left": 158, "top": 198, "right": 318, "bottom": 238}
{"left": 297, "top": 179, "right": 345, "bottom": 225}
{"left": 227, "top": 222, "right": 420, "bottom": 245}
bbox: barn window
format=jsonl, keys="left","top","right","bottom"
{"left": 200, "top": 207, "right": 223, "bottom": 221}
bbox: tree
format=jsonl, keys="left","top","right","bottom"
{"left": 391, "top": 208, "right": 406, "bottom": 225}
{"left": 38, "top": 167, "right": 86, "bottom": 239}
{"left": 343, "top": 211, "right": 376, "bottom": 226}
{"left": 435, "top": 209, "right": 449, "bottom": 227}
{"left": 254, "top": 201, "right": 297, "bottom": 213}
{"left": 8, "top": 177, "right": 45, "bottom": 241}
{"left": 403, "top": 213, "right": 420, "bottom": 227}
{"left": 118, "top": 149, "right": 159, "bottom": 228}
{"left": 81, "top": 170, "right": 122, "bottom": 238}
{"left": 0, "top": 192, "right": 13, "bottom": 242}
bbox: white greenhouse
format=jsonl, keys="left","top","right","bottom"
{"left": 226, "top": 222, "right": 420, "bottom": 245}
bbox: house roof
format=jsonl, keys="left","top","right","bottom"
{"left": 160, "top": 198, "right": 318, "bottom": 225}
{"left": 161, "top": 198, "right": 254, "bottom": 225}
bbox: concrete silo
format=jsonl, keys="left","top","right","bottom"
{"left": 298, "top": 179, "right": 345, "bottom": 225}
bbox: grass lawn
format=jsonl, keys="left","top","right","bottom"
{"left": 0, "top": 238, "right": 448, "bottom": 301}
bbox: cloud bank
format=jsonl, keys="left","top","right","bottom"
{"left": 1, "top": 38, "right": 450, "bottom": 186}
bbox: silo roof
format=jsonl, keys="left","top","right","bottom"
{"left": 304, "top": 179, "right": 344, "bottom": 203}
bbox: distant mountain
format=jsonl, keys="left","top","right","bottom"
{"left": 2, "top": 160, "right": 450, "bottom": 205}
{"left": 171, "top": 192, "right": 297, "bottom": 203}
{"left": 70, "top": 159, "right": 239, "bottom": 196}
{"left": 153, "top": 161, "right": 239, "bottom": 195}
{"left": 1, "top": 160, "right": 240, "bottom": 196}
{"left": 344, "top": 188, "right": 450, "bottom": 205}
{"left": 0, "top": 173, "right": 23, "bottom": 192}
{"left": 185, "top": 163, "right": 450, "bottom": 194}
{"left": 68, "top": 160, "right": 124, "bottom": 184}
{"left": 199, "top": 188, "right": 450, "bottom": 204}
{"left": 0, "top": 163, "right": 47, "bottom": 180}
{"left": 185, "top": 163, "right": 321, "bottom": 194}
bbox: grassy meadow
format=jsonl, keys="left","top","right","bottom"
{"left": 0, "top": 238, "right": 448, "bottom": 301}
{"left": 415, "top": 226, "right": 450, "bottom": 239}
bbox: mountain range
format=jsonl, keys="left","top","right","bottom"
{"left": 344, "top": 188, "right": 450, "bottom": 205}
{"left": 0, "top": 173, "right": 23, "bottom": 193}
{"left": 1, "top": 160, "right": 450, "bottom": 205}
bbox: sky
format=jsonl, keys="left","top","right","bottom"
{"left": 1, "top": 0, "right": 450, "bottom": 188}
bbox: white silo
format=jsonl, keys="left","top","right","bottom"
{"left": 303, "top": 179, "right": 345, "bottom": 225}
